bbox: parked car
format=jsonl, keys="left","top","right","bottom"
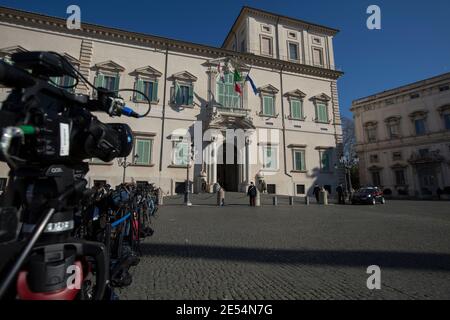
{"left": 351, "top": 187, "right": 386, "bottom": 205}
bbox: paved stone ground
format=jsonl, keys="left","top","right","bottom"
{"left": 117, "top": 201, "right": 450, "bottom": 300}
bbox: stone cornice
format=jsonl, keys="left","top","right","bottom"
{"left": 0, "top": 6, "right": 343, "bottom": 81}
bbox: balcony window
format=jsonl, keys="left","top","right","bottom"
{"left": 217, "top": 73, "right": 241, "bottom": 108}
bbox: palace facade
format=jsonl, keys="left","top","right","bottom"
{"left": 0, "top": 6, "right": 344, "bottom": 196}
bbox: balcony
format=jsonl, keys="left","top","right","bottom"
{"left": 207, "top": 104, "right": 255, "bottom": 129}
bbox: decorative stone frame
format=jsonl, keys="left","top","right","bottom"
{"left": 284, "top": 89, "right": 307, "bottom": 121}
{"left": 169, "top": 71, "right": 198, "bottom": 108}
{"left": 286, "top": 40, "right": 301, "bottom": 63}
{"left": 260, "top": 34, "right": 274, "bottom": 57}
{"left": 384, "top": 116, "right": 402, "bottom": 139}
{"left": 409, "top": 110, "right": 428, "bottom": 136}
{"left": 310, "top": 93, "right": 332, "bottom": 124}
{"left": 258, "top": 84, "right": 280, "bottom": 118}
{"left": 130, "top": 66, "right": 162, "bottom": 104}
{"left": 364, "top": 121, "right": 378, "bottom": 143}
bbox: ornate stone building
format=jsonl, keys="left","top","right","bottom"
{"left": 0, "top": 6, "right": 344, "bottom": 196}
{"left": 351, "top": 72, "right": 450, "bottom": 198}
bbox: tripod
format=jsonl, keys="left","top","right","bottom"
{"left": 0, "top": 163, "right": 108, "bottom": 300}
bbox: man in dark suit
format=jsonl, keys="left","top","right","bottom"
{"left": 247, "top": 182, "right": 257, "bottom": 207}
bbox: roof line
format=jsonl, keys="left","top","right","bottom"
{"left": 221, "top": 6, "right": 340, "bottom": 48}
{"left": 352, "top": 71, "right": 450, "bottom": 106}
{"left": 0, "top": 6, "right": 343, "bottom": 80}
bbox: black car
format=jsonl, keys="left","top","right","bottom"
{"left": 351, "top": 187, "right": 386, "bottom": 205}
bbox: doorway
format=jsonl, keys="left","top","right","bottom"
{"left": 217, "top": 143, "right": 239, "bottom": 192}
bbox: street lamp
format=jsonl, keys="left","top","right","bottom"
{"left": 339, "top": 155, "right": 359, "bottom": 194}
{"left": 117, "top": 154, "right": 139, "bottom": 184}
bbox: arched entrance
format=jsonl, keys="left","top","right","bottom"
{"left": 217, "top": 143, "right": 239, "bottom": 192}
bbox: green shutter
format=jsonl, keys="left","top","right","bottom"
{"left": 136, "top": 79, "right": 144, "bottom": 101}
{"left": 95, "top": 73, "right": 105, "bottom": 89}
{"left": 291, "top": 100, "right": 302, "bottom": 119}
{"left": 114, "top": 74, "right": 120, "bottom": 92}
{"left": 152, "top": 81, "right": 158, "bottom": 102}
{"left": 188, "top": 85, "right": 194, "bottom": 105}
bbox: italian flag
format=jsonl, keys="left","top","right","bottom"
{"left": 234, "top": 69, "right": 243, "bottom": 96}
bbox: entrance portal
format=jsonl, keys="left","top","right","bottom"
{"left": 217, "top": 143, "right": 239, "bottom": 192}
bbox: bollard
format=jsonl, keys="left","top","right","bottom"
{"left": 289, "top": 196, "right": 294, "bottom": 206}
{"left": 273, "top": 196, "right": 278, "bottom": 206}
{"left": 319, "top": 190, "right": 329, "bottom": 205}
{"left": 157, "top": 188, "right": 164, "bottom": 206}
{"left": 255, "top": 191, "right": 261, "bottom": 207}
{"left": 305, "top": 196, "right": 310, "bottom": 205}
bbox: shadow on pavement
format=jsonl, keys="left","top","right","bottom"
{"left": 140, "top": 243, "right": 450, "bottom": 272}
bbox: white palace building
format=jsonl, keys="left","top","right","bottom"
{"left": 0, "top": 6, "right": 344, "bottom": 196}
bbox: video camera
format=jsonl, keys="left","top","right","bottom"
{"left": 0, "top": 51, "right": 150, "bottom": 300}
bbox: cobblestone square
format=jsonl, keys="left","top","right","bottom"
{"left": 119, "top": 201, "right": 450, "bottom": 300}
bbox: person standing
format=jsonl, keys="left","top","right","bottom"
{"left": 248, "top": 182, "right": 257, "bottom": 207}
{"left": 336, "top": 184, "right": 345, "bottom": 205}
{"left": 217, "top": 183, "right": 225, "bottom": 206}
{"left": 313, "top": 184, "right": 321, "bottom": 203}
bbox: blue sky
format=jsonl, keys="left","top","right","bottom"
{"left": 1, "top": 0, "right": 450, "bottom": 118}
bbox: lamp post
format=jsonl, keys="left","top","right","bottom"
{"left": 118, "top": 154, "right": 139, "bottom": 184}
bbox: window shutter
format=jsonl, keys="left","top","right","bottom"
{"left": 152, "top": 81, "right": 158, "bottom": 102}
{"left": 114, "top": 74, "right": 120, "bottom": 92}
{"left": 95, "top": 73, "right": 105, "bottom": 89}
{"left": 136, "top": 78, "right": 144, "bottom": 101}
{"left": 188, "top": 84, "right": 194, "bottom": 105}
{"left": 170, "top": 86, "right": 175, "bottom": 104}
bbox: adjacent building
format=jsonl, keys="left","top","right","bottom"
{"left": 0, "top": 6, "right": 344, "bottom": 196}
{"left": 351, "top": 73, "right": 450, "bottom": 198}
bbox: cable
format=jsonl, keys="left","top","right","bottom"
{"left": 48, "top": 52, "right": 152, "bottom": 118}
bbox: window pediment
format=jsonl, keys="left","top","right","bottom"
{"left": 409, "top": 110, "right": 428, "bottom": 120}
{"left": 364, "top": 121, "right": 378, "bottom": 128}
{"left": 170, "top": 71, "right": 197, "bottom": 82}
{"left": 391, "top": 163, "right": 408, "bottom": 169}
{"left": 385, "top": 116, "right": 401, "bottom": 124}
{"left": 310, "top": 93, "right": 331, "bottom": 102}
{"left": 92, "top": 60, "right": 125, "bottom": 73}
{"left": 437, "top": 104, "right": 450, "bottom": 115}
{"left": 131, "top": 66, "right": 162, "bottom": 78}
{"left": 368, "top": 165, "right": 383, "bottom": 171}
{"left": 258, "top": 84, "right": 279, "bottom": 95}
{"left": 284, "top": 89, "right": 306, "bottom": 99}
{"left": 0, "top": 45, "right": 28, "bottom": 58}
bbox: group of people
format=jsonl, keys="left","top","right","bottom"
{"left": 312, "top": 183, "right": 349, "bottom": 205}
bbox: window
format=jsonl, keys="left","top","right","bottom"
{"left": 312, "top": 37, "right": 322, "bottom": 44}
{"left": 293, "top": 149, "right": 306, "bottom": 171}
{"left": 134, "top": 138, "right": 153, "bottom": 166}
{"left": 372, "top": 171, "right": 381, "bottom": 187}
{"left": 50, "top": 75, "right": 76, "bottom": 92}
{"left": 0, "top": 178, "right": 7, "bottom": 192}
{"left": 439, "top": 85, "right": 449, "bottom": 92}
{"left": 95, "top": 73, "right": 120, "bottom": 92}
{"left": 410, "top": 93, "right": 420, "bottom": 99}
{"left": 217, "top": 73, "right": 241, "bottom": 108}
{"left": 445, "top": 114, "right": 450, "bottom": 130}
{"left": 296, "top": 184, "right": 306, "bottom": 195}
{"left": 173, "top": 141, "right": 189, "bottom": 166}
{"left": 366, "top": 126, "right": 377, "bottom": 143}
{"left": 263, "top": 146, "right": 278, "bottom": 170}
{"left": 319, "top": 149, "right": 332, "bottom": 172}
{"left": 387, "top": 122, "right": 400, "bottom": 139}
{"left": 394, "top": 169, "right": 406, "bottom": 186}
{"left": 267, "top": 184, "right": 277, "bottom": 194}
{"left": 393, "top": 152, "right": 403, "bottom": 161}
{"left": 370, "top": 154, "right": 379, "bottom": 163}
{"left": 385, "top": 99, "right": 395, "bottom": 105}
{"left": 288, "top": 42, "right": 299, "bottom": 61}
{"left": 261, "top": 25, "right": 271, "bottom": 33}
{"left": 419, "top": 149, "right": 429, "bottom": 157}
{"left": 261, "top": 36, "right": 273, "bottom": 56}
{"left": 135, "top": 79, "right": 158, "bottom": 102}
{"left": 288, "top": 31, "right": 297, "bottom": 39}
{"left": 315, "top": 102, "right": 328, "bottom": 123}
{"left": 263, "top": 96, "right": 275, "bottom": 116}
{"left": 312, "top": 48, "right": 324, "bottom": 66}
{"left": 173, "top": 82, "right": 194, "bottom": 106}
{"left": 415, "top": 118, "right": 426, "bottom": 135}
{"left": 290, "top": 99, "right": 303, "bottom": 120}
